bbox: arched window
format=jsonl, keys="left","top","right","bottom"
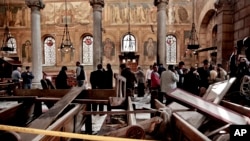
{"left": 43, "top": 37, "right": 56, "bottom": 66}
{"left": 121, "top": 33, "right": 136, "bottom": 52}
{"left": 82, "top": 35, "right": 93, "bottom": 65}
{"left": 7, "top": 37, "right": 17, "bottom": 54}
{"left": 166, "top": 35, "right": 177, "bottom": 64}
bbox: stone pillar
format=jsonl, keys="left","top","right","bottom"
{"left": 214, "top": 0, "right": 234, "bottom": 69}
{"left": 89, "top": 0, "right": 104, "bottom": 70}
{"left": 154, "top": 0, "right": 168, "bottom": 67}
{"left": 26, "top": 0, "right": 45, "bottom": 88}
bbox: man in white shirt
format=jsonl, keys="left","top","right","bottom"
{"left": 145, "top": 65, "right": 153, "bottom": 93}
{"left": 160, "top": 65, "right": 179, "bottom": 94}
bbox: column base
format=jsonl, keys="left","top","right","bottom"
{"left": 32, "top": 82, "right": 42, "bottom": 89}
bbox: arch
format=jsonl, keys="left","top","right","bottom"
{"left": 197, "top": 1, "right": 216, "bottom": 32}
{"left": 197, "top": 1, "right": 217, "bottom": 62}
{"left": 6, "top": 37, "right": 17, "bottom": 54}
{"left": 166, "top": 34, "right": 177, "bottom": 65}
{"left": 43, "top": 36, "right": 56, "bottom": 66}
{"left": 82, "top": 35, "right": 93, "bottom": 65}
{"left": 121, "top": 32, "right": 137, "bottom": 52}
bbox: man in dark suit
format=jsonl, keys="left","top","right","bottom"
{"left": 90, "top": 64, "right": 105, "bottom": 112}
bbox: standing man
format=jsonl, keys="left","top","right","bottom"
{"left": 197, "top": 59, "right": 211, "bottom": 96}
{"left": 75, "top": 61, "right": 84, "bottom": 87}
{"left": 145, "top": 65, "right": 153, "bottom": 94}
{"left": 120, "top": 64, "right": 137, "bottom": 96}
{"left": 21, "top": 66, "right": 34, "bottom": 89}
{"left": 90, "top": 64, "right": 106, "bottom": 113}
{"left": 135, "top": 66, "right": 145, "bottom": 97}
{"left": 11, "top": 67, "right": 22, "bottom": 89}
{"left": 105, "top": 63, "right": 113, "bottom": 89}
{"left": 160, "top": 65, "right": 179, "bottom": 104}
{"left": 176, "top": 61, "right": 185, "bottom": 89}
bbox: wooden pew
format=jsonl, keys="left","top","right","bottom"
{"left": 167, "top": 78, "right": 236, "bottom": 112}
{"left": 32, "top": 104, "right": 86, "bottom": 141}
{"left": 166, "top": 88, "right": 247, "bottom": 125}
{"left": 166, "top": 78, "right": 237, "bottom": 128}
{"left": 19, "top": 87, "right": 85, "bottom": 141}
{"left": 0, "top": 98, "right": 36, "bottom": 126}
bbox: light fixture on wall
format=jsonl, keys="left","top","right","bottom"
{"left": 1, "top": 0, "right": 15, "bottom": 52}
{"left": 187, "top": 0, "right": 200, "bottom": 50}
{"left": 58, "top": 0, "right": 74, "bottom": 53}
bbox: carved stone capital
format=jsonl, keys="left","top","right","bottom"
{"left": 25, "top": 0, "right": 45, "bottom": 9}
{"left": 154, "top": 0, "right": 169, "bottom": 6}
{"left": 89, "top": 0, "right": 104, "bottom": 7}
{"left": 214, "top": 0, "right": 233, "bottom": 10}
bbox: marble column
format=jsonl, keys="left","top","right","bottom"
{"left": 89, "top": 0, "right": 104, "bottom": 70}
{"left": 26, "top": 0, "right": 45, "bottom": 88}
{"left": 154, "top": 0, "right": 168, "bottom": 67}
{"left": 214, "top": 0, "right": 234, "bottom": 69}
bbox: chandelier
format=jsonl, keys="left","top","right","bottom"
{"left": 58, "top": 0, "right": 74, "bottom": 53}
{"left": 187, "top": 0, "right": 199, "bottom": 50}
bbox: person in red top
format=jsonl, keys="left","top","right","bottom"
{"left": 151, "top": 65, "right": 160, "bottom": 91}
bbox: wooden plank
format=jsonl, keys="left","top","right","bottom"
{"left": 167, "top": 89, "right": 247, "bottom": 125}
{"left": 36, "top": 97, "right": 109, "bottom": 104}
{"left": 79, "top": 89, "right": 116, "bottom": 99}
{"left": 202, "top": 78, "right": 236, "bottom": 103}
{"left": 127, "top": 96, "right": 136, "bottom": 125}
{"left": 19, "top": 87, "right": 84, "bottom": 141}
{"left": 0, "top": 101, "right": 34, "bottom": 126}
{"left": 33, "top": 104, "right": 84, "bottom": 141}
{"left": 83, "top": 110, "right": 157, "bottom": 115}
{"left": 13, "top": 89, "right": 70, "bottom": 97}
{"left": 0, "top": 96, "right": 37, "bottom": 101}
{"left": 13, "top": 89, "right": 116, "bottom": 99}
{"left": 172, "top": 113, "right": 211, "bottom": 141}
{"left": 221, "top": 100, "right": 250, "bottom": 118}
{"left": 0, "top": 103, "right": 23, "bottom": 124}
{"left": 115, "top": 74, "right": 126, "bottom": 97}
{"left": 167, "top": 78, "right": 236, "bottom": 112}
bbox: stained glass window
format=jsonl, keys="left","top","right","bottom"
{"left": 44, "top": 37, "right": 56, "bottom": 66}
{"left": 82, "top": 35, "right": 93, "bottom": 65}
{"left": 7, "top": 37, "right": 17, "bottom": 54}
{"left": 122, "top": 34, "right": 136, "bottom": 52}
{"left": 166, "top": 35, "right": 177, "bottom": 64}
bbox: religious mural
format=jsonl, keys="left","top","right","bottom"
{"left": 144, "top": 38, "right": 157, "bottom": 61}
{"left": 104, "top": 0, "right": 191, "bottom": 25}
{"left": 103, "top": 38, "right": 115, "bottom": 60}
{"left": 22, "top": 40, "right": 32, "bottom": 63}
{"left": 41, "top": 2, "right": 91, "bottom": 25}
{"left": 0, "top": 5, "right": 27, "bottom": 27}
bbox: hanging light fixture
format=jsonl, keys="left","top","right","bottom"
{"left": 187, "top": 0, "right": 200, "bottom": 50}
{"left": 1, "top": 0, "right": 15, "bottom": 52}
{"left": 58, "top": 0, "right": 74, "bottom": 53}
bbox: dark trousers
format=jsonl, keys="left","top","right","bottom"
{"left": 92, "top": 104, "right": 104, "bottom": 112}
{"left": 137, "top": 83, "right": 145, "bottom": 97}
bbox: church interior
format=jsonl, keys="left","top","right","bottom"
{"left": 0, "top": 0, "right": 249, "bottom": 83}
{"left": 0, "top": 0, "right": 250, "bottom": 140}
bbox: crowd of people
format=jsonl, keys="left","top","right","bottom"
{"left": 117, "top": 60, "right": 233, "bottom": 105}
{"left": 5, "top": 56, "right": 250, "bottom": 104}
